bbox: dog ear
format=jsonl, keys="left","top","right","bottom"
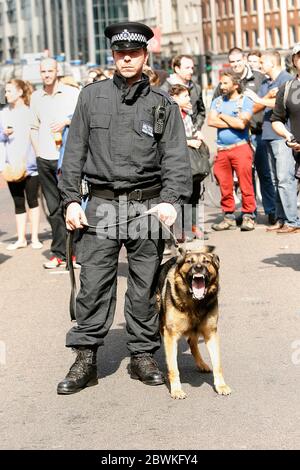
{"left": 201, "top": 245, "right": 215, "bottom": 253}
{"left": 212, "top": 254, "right": 220, "bottom": 269}
{"left": 176, "top": 247, "right": 186, "bottom": 265}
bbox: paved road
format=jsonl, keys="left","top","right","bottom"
{"left": 0, "top": 127, "right": 300, "bottom": 450}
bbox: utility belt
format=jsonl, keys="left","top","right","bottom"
{"left": 90, "top": 183, "right": 162, "bottom": 201}
{"left": 217, "top": 140, "right": 249, "bottom": 152}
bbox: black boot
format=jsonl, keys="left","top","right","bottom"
{"left": 57, "top": 347, "right": 98, "bottom": 395}
{"left": 130, "top": 353, "right": 165, "bottom": 386}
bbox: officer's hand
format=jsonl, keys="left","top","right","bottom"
{"left": 66, "top": 202, "right": 88, "bottom": 231}
{"left": 146, "top": 203, "right": 177, "bottom": 227}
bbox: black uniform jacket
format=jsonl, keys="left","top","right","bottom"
{"left": 59, "top": 73, "right": 192, "bottom": 207}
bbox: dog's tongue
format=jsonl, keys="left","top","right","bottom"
{"left": 192, "top": 276, "right": 205, "bottom": 299}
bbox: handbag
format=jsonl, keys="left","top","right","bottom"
{"left": 188, "top": 141, "right": 211, "bottom": 180}
{"left": 1, "top": 160, "right": 27, "bottom": 182}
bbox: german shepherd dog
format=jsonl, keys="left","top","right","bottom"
{"left": 157, "top": 245, "right": 231, "bottom": 399}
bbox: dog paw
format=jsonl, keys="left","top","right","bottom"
{"left": 215, "top": 384, "right": 232, "bottom": 395}
{"left": 170, "top": 389, "right": 187, "bottom": 399}
{"left": 197, "top": 362, "right": 212, "bottom": 373}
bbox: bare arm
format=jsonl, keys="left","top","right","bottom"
{"left": 30, "top": 129, "right": 39, "bottom": 156}
{"left": 218, "top": 112, "right": 251, "bottom": 130}
{"left": 244, "top": 89, "right": 277, "bottom": 112}
{"left": 207, "top": 110, "right": 229, "bottom": 129}
{"left": 271, "top": 121, "right": 292, "bottom": 140}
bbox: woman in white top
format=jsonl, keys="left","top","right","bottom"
{"left": 0, "top": 79, "right": 42, "bottom": 250}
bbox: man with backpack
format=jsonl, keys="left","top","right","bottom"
{"left": 208, "top": 72, "right": 256, "bottom": 231}
{"left": 245, "top": 50, "right": 299, "bottom": 233}
{"left": 271, "top": 43, "right": 300, "bottom": 197}
{"left": 214, "top": 47, "right": 276, "bottom": 224}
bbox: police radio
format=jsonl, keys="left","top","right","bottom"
{"left": 153, "top": 105, "right": 166, "bottom": 136}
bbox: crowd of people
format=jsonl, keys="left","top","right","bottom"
{"left": 1, "top": 20, "right": 300, "bottom": 395}
{"left": 1, "top": 41, "right": 300, "bottom": 264}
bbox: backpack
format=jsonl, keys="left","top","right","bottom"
{"left": 283, "top": 79, "right": 296, "bottom": 110}
{"left": 214, "top": 94, "right": 245, "bottom": 114}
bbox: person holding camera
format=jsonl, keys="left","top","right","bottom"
{"left": 56, "top": 22, "right": 191, "bottom": 395}
{"left": 244, "top": 50, "right": 299, "bottom": 233}
{"left": 271, "top": 43, "right": 300, "bottom": 233}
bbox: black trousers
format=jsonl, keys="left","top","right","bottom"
{"left": 8, "top": 175, "right": 39, "bottom": 214}
{"left": 36, "top": 158, "right": 66, "bottom": 260}
{"left": 66, "top": 196, "right": 165, "bottom": 354}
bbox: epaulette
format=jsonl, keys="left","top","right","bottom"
{"left": 151, "top": 86, "right": 175, "bottom": 105}
{"left": 83, "top": 78, "right": 110, "bottom": 89}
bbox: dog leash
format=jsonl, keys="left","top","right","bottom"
{"left": 66, "top": 211, "right": 180, "bottom": 322}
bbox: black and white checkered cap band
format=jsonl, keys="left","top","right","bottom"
{"left": 111, "top": 30, "right": 147, "bottom": 44}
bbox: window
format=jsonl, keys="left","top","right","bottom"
{"left": 171, "top": 0, "right": 179, "bottom": 31}
{"left": 243, "top": 30, "right": 250, "bottom": 48}
{"left": 290, "top": 25, "right": 296, "bottom": 44}
{"left": 184, "top": 5, "right": 189, "bottom": 24}
{"left": 266, "top": 28, "right": 272, "bottom": 48}
{"left": 253, "top": 29, "right": 259, "bottom": 46}
{"left": 242, "top": 0, "right": 248, "bottom": 12}
{"left": 252, "top": 0, "right": 257, "bottom": 11}
{"left": 192, "top": 5, "right": 198, "bottom": 23}
{"left": 274, "top": 27, "right": 281, "bottom": 46}
{"left": 264, "top": 0, "right": 271, "bottom": 11}
{"left": 231, "top": 32, "right": 235, "bottom": 47}
{"left": 217, "top": 33, "right": 221, "bottom": 51}
{"left": 223, "top": 32, "right": 229, "bottom": 50}
{"left": 223, "top": 0, "right": 228, "bottom": 16}
{"left": 194, "top": 36, "right": 200, "bottom": 55}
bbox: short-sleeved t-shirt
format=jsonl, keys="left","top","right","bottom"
{"left": 210, "top": 95, "right": 253, "bottom": 146}
{"left": 270, "top": 77, "right": 300, "bottom": 142}
{"left": 258, "top": 70, "right": 293, "bottom": 140}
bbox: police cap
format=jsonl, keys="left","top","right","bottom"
{"left": 105, "top": 21, "right": 154, "bottom": 52}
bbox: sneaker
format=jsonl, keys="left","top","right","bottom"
{"left": 43, "top": 256, "right": 66, "bottom": 269}
{"left": 31, "top": 241, "right": 43, "bottom": 249}
{"left": 192, "top": 225, "right": 209, "bottom": 240}
{"left": 72, "top": 256, "right": 81, "bottom": 269}
{"left": 240, "top": 216, "right": 255, "bottom": 231}
{"left": 6, "top": 240, "right": 27, "bottom": 250}
{"left": 211, "top": 217, "right": 237, "bottom": 231}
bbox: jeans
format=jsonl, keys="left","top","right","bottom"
{"left": 264, "top": 139, "right": 300, "bottom": 227}
{"left": 252, "top": 134, "right": 276, "bottom": 215}
{"left": 37, "top": 158, "right": 66, "bottom": 259}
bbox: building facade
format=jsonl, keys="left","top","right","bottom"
{"left": 128, "top": 0, "right": 205, "bottom": 59}
{"left": 0, "top": 0, "right": 46, "bottom": 62}
{"left": 0, "top": 0, "right": 128, "bottom": 66}
{"left": 202, "top": 0, "right": 300, "bottom": 56}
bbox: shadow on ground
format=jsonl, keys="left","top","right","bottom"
{"left": 98, "top": 324, "right": 214, "bottom": 392}
{"left": 0, "top": 253, "right": 12, "bottom": 265}
{"left": 262, "top": 253, "right": 300, "bottom": 271}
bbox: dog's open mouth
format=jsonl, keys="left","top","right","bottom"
{"left": 191, "top": 274, "right": 206, "bottom": 300}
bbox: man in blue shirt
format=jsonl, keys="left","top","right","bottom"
{"left": 245, "top": 50, "right": 300, "bottom": 233}
{"left": 208, "top": 71, "right": 256, "bottom": 231}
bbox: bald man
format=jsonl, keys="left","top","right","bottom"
{"left": 30, "top": 58, "right": 79, "bottom": 268}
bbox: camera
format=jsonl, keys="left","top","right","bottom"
{"left": 153, "top": 105, "right": 166, "bottom": 135}
{"left": 286, "top": 136, "right": 299, "bottom": 148}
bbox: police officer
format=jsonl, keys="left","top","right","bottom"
{"left": 57, "top": 22, "right": 192, "bottom": 394}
